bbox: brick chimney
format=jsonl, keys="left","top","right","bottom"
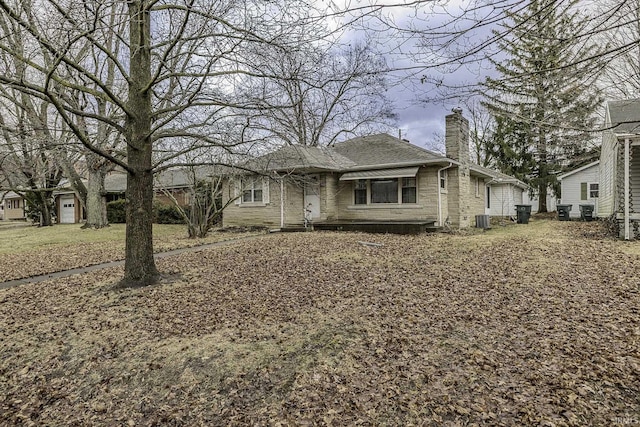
{"left": 445, "top": 108, "right": 470, "bottom": 163}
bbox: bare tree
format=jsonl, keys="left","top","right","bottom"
{"left": 0, "top": 0, "right": 345, "bottom": 286}
{"left": 240, "top": 40, "right": 396, "bottom": 147}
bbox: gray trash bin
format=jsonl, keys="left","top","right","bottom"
{"left": 579, "top": 204, "right": 595, "bottom": 222}
{"left": 515, "top": 204, "right": 532, "bottom": 224}
{"left": 557, "top": 204, "right": 572, "bottom": 221}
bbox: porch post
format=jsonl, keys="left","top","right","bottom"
{"left": 624, "top": 138, "right": 630, "bottom": 240}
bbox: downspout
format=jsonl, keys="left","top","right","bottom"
{"left": 624, "top": 138, "right": 630, "bottom": 240}
{"left": 437, "top": 163, "right": 453, "bottom": 226}
{"left": 280, "top": 175, "right": 285, "bottom": 229}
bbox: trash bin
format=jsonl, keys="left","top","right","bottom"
{"left": 515, "top": 204, "right": 532, "bottom": 224}
{"left": 476, "top": 214, "right": 490, "bottom": 229}
{"left": 579, "top": 204, "right": 595, "bottom": 222}
{"left": 557, "top": 204, "right": 572, "bottom": 221}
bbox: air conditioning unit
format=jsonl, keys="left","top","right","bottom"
{"left": 475, "top": 214, "right": 491, "bottom": 229}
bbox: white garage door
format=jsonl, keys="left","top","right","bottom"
{"left": 60, "top": 195, "right": 76, "bottom": 224}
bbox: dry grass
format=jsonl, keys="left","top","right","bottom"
{"left": 0, "top": 224, "right": 265, "bottom": 281}
{"left": 1, "top": 220, "right": 639, "bottom": 426}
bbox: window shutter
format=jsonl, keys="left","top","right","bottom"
{"left": 580, "top": 182, "right": 587, "bottom": 200}
{"left": 234, "top": 178, "right": 241, "bottom": 205}
{"left": 262, "top": 177, "right": 270, "bottom": 204}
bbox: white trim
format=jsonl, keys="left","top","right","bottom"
{"left": 340, "top": 166, "right": 420, "bottom": 181}
{"left": 558, "top": 160, "right": 600, "bottom": 180}
{"left": 625, "top": 138, "right": 630, "bottom": 240}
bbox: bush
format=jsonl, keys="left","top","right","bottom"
{"left": 107, "top": 199, "right": 127, "bottom": 223}
{"left": 154, "top": 202, "right": 188, "bottom": 224}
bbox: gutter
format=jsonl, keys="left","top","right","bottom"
{"left": 437, "top": 163, "right": 453, "bottom": 226}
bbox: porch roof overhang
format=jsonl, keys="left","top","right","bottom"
{"left": 339, "top": 166, "right": 420, "bottom": 181}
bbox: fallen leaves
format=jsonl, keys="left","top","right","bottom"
{"left": 0, "top": 220, "right": 639, "bottom": 425}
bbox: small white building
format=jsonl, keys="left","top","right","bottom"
{"left": 558, "top": 161, "right": 600, "bottom": 218}
{"left": 481, "top": 172, "right": 528, "bottom": 217}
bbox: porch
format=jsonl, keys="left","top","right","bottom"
{"left": 311, "top": 219, "right": 439, "bottom": 234}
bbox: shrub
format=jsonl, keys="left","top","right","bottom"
{"left": 154, "top": 202, "right": 188, "bottom": 224}
{"left": 107, "top": 199, "right": 127, "bottom": 223}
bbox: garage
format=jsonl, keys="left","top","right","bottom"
{"left": 59, "top": 195, "right": 77, "bottom": 224}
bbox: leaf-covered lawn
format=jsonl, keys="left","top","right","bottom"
{"left": 1, "top": 220, "right": 639, "bottom": 426}
{"left": 0, "top": 224, "right": 263, "bottom": 281}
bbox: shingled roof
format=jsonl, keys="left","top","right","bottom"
{"left": 245, "top": 145, "right": 356, "bottom": 172}
{"left": 332, "top": 134, "right": 447, "bottom": 168}
{"left": 607, "top": 99, "right": 640, "bottom": 134}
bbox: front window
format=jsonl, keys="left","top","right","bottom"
{"left": 590, "top": 183, "right": 599, "bottom": 198}
{"left": 371, "top": 179, "right": 398, "bottom": 203}
{"left": 353, "top": 176, "right": 418, "bottom": 205}
{"left": 242, "top": 178, "right": 263, "bottom": 203}
{"left": 354, "top": 180, "right": 367, "bottom": 205}
{"left": 402, "top": 177, "right": 417, "bottom": 203}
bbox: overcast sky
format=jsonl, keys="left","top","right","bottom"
{"left": 335, "top": 0, "right": 505, "bottom": 153}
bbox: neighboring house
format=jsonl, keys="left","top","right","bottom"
{"left": 598, "top": 98, "right": 640, "bottom": 239}
{"left": 222, "top": 110, "right": 525, "bottom": 230}
{"left": 558, "top": 161, "right": 600, "bottom": 218}
{"left": 481, "top": 170, "right": 527, "bottom": 218}
{"left": 3, "top": 191, "right": 26, "bottom": 220}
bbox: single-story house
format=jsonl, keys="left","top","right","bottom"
{"left": 3, "top": 191, "right": 26, "bottom": 220}
{"left": 52, "top": 167, "right": 225, "bottom": 224}
{"left": 221, "top": 110, "right": 526, "bottom": 230}
{"left": 598, "top": 98, "right": 640, "bottom": 239}
{"left": 557, "top": 161, "right": 600, "bottom": 218}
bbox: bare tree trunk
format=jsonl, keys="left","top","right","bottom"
{"left": 121, "top": 1, "right": 158, "bottom": 286}
{"left": 84, "top": 167, "right": 108, "bottom": 228}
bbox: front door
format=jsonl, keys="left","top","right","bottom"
{"left": 304, "top": 175, "right": 321, "bottom": 220}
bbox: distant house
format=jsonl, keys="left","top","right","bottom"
{"left": 558, "top": 161, "right": 600, "bottom": 218}
{"left": 221, "top": 110, "right": 526, "bottom": 231}
{"left": 598, "top": 99, "right": 640, "bottom": 239}
{"left": 3, "top": 191, "right": 25, "bottom": 221}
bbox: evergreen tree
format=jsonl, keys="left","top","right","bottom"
{"left": 482, "top": 0, "right": 603, "bottom": 212}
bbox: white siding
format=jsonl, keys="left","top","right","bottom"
{"left": 488, "top": 183, "right": 525, "bottom": 217}
{"left": 598, "top": 131, "right": 618, "bottom": 217}
{"left": 559, "top": 163, "right": 600, "bottom": 218}
{"left": 631, "top": 147, "right": 640, "bottom": 213}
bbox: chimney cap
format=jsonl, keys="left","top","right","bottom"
{"left": 451, "top": 108, "right": 463, "bottom": 115}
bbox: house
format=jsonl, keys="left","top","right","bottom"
{"left": 3, "top": 191, "right": 26, "bottom": 221}
{"left": 598, "top": 98, "right": 640, "bottom": 239}
{"left": 557, "top": 161, "right": 600, "bottom": 218}
{"left": 221, "top": 110, "right": 526, "bottom": 231}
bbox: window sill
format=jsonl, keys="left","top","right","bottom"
{"left": 348, "top": 204, "right": 423, "bottom": 209}
{"left": 238, "top": 203, "right": 268, "bottom": 208}
{"left": 440, "top": 189, "right": 448, "bottom": 194}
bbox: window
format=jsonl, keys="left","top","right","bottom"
{"left": 402, "top": 177, "right": 417, "bottom": 203}
{"left": 486, "top": 186, "right": 491, "bottom": 209}
{"left": 440, "top": 170, "right": 447, "bottom": 190}
{"left": 371, "top": 179, "right": 398, "bottom": 203}
{"left": 581, "top": 182, "right": 599, "bottom": 200}
{"left": 242, "top": 178, "right": 263, "bottom": 203}
{"left": 354, "top": 180, "right": 367, "bottom": 205}
{"left": 475, "top": 177, "right": 480, "bottom": 197}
